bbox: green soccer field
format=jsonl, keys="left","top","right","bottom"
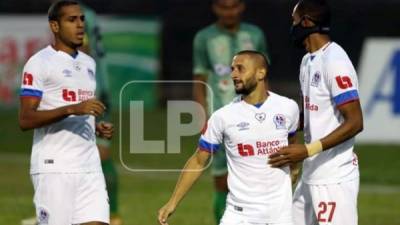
{"left": 0, "top": 109, "right": 399, "bottom": 225}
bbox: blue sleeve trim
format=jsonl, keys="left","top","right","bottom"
{"left": 333, "top": 90, "right": 359, "bottom": 106}
{"left": 198, "top": 138, "right": 220, "bottom": 153}
{"left": 288, "top": 131, "right": 297, "bottom": 137}
{"left": 20, "top": 88, "right": 43, "bottom": 97}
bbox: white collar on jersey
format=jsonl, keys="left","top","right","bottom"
{"left": 48, "top": 45, "right": 80, "bottom": 59}
{"left": 310, "top": 41, "right": 332, "bottom": 60}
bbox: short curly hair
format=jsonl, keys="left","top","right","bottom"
{"left": 296, "top": 0, "right": 331, "bottom": 27}
{"left": 48, "top": 0, "right": 79, "bottom": 21}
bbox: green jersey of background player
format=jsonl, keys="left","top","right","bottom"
{"left": 192, "top": 0, "right": 270, "bottom": 223}
{"left": 81, "top": 4, "right": 122, "bottom": 225}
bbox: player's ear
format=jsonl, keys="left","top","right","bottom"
{"left": 49, "top": 20, "right": 59, "bottom": 33}
{"left": 302, "top": 15, "right": 314, "bottom": 27}
{"left": 257, "top": 68, "right": 267, "bottom": 81}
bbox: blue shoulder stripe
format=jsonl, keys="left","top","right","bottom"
{"left": 198, "top": 138, "right": 220, "bottom": 153}
{"left": 20, "top": 88, "right": 43, "bottom": 97}
{"left": 288, "top": 131, "right": 297, "bottom": 138}
{"left": 333, "top": 90, "right": 359, "bottom": 106}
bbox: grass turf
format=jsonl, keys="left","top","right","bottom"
{"left": 1, "top": 109, "right": 399, "bottom": 225}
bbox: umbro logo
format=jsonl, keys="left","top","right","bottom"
{"left": 214, "top": 64, "right": 231, "bottom": 76}
{"left": 236, "top": 122, "right": 250, "bottom": 131}
{"left": 87, "top": 69, "right": 95, "bottom": 80}
{"left": 62, "top": 69, "right": 72, "bottom": 77}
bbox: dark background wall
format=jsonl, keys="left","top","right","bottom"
{"left": 2, "top": 0, "right": 400, "bottom": 98}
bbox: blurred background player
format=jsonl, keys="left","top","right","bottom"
{"left": 79, "top": 3, "right": 122, "bottom": 225}
{"left": 192, "top": 0, "right": 270, "bottom": 223}
{"left": 159, "top": 50, "right": 299, "bottom": 225}
{"left": 19, "top": 0, "right": 113, "bottom": 224}
{"left": 269, "top": 0, "right": 364, "bottom": 224}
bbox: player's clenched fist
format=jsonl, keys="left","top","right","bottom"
{"left": 69, "top": 99, "right": 106, "bottom": 116}
{"left": 158, "top": 202, "right": 176, "bottom": 225}
{"left": 96, "top": 121, "right": 114, "bottom": 139}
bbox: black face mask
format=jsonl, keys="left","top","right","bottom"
{"left": 290, "top": 18, "right": 330, "bottom": 48}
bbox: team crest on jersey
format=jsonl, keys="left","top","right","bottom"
{"left": 273, "top": 114, "right": 286, "bottom": 129}
{"left": 87, "top": 69, "right": 95, "bottom": 80}
{"left": 38, "top": 207, "right": 49, "bottom": 224}
{"left": 62, "top": 69, "right": 72, "bottom": 77}
{"left": 255, "top": 113, "right": 266, "bottom": 123}
{"left": 311, "top": 72, "right": 321, "bottom": 87}
{"left": 236, "top": 121, "right": 250, "bottom": 131}
{"left": 73, "top": 61, "right": 81, "bottom": 71}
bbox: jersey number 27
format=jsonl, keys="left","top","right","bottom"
{"left": 317, "top": 201, "right": 336, "bottom": 222}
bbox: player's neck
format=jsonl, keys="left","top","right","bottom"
{"left": 216, "top": 21, "right": 240, "bottom": 33}
{"left": 52, "top": 41, "right": 78, "bottom": 56}
{"left": 243, "top": 85, "right": 268, "bottom": 105}
{"left": 306, "top": 34, "right": 331, "bottom": 53}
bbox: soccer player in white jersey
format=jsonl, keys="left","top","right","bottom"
{"left": 158, "top": 50, "right": 300, "bottom": 225}
{"left": 19, "top": 1, "right": 113, "bottom": 224}
{"left": 268, "top": 0, "right": 364, "bottom": 225}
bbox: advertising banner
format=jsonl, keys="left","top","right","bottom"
{"left": 0, "top": 15, "right": 160, "bottom": 109}
{"left": 358, "top": 38, "right": 400, "bottom": 144}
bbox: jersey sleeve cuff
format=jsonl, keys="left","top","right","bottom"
{"left": 198, "top": 138, "right": 220, "bottom": 153}
{"left": 333, "top": 90, "right": 359, "bottom": 107}
{"left": 288, "top": 131, "right": 297, "bottom": 138}
{"left": 20, "top": 88, "right": 43, "bottom": 98}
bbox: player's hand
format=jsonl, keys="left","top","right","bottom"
{"left": 158, "top": 202, "right": 176, "bottom": 225}
{"left": 69, "top": 99, "right": 106, "bottom": 116}
{"left": 268, "top": 144, "right": 308, "bottom": 168}
{"left": 96, "top": 121, "right": 114, "bottom": 139}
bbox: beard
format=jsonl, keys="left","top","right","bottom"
{"left": 234, "top": 79, "right": 257, "bottom": 95}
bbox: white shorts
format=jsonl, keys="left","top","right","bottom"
{"left": 219, "top": 205, "right": 293, "bottom": 225}
{"left": 293, "top": 178, "right": 359, "bottom": 225}
{"left": 31, "top": 172, "right": 109, "bottom": 225}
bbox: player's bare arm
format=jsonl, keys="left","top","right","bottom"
{"left": 95, "top": 121, "right": 114, "bottom": 139}
{"left": 19, "top": 97, "right": 105, "bottom": 131}
{"left": 193, "top": 74, "right": 208, "bottom": 130}
{"left": 193, "top": 74, "right": 208, "bottom": 110}
{"left": 158, "top": 149, "right": 210, "bottom": 225}
{"left": 80, "top": 221, "right": 108, "bottom": 225}
{"left": 269, "top": 100, "right": 363, "bottom": 168}
{"left": 288, "top": 132, "right": 301, "bottom": 185}
{"left": 318, "top": 100, "right": 363, "bottom": 149}
{"left": 298, "top": 96, "right": 304, "bottom": 131}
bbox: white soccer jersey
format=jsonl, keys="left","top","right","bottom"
{"left": 199, "top": 92, "right": 299, "bottom": 224}
{"left": 20, "top": 45, "right": 101, "bottom": 174}
{"left": 299, "top": 42, "right": 360, "bottom": 184}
